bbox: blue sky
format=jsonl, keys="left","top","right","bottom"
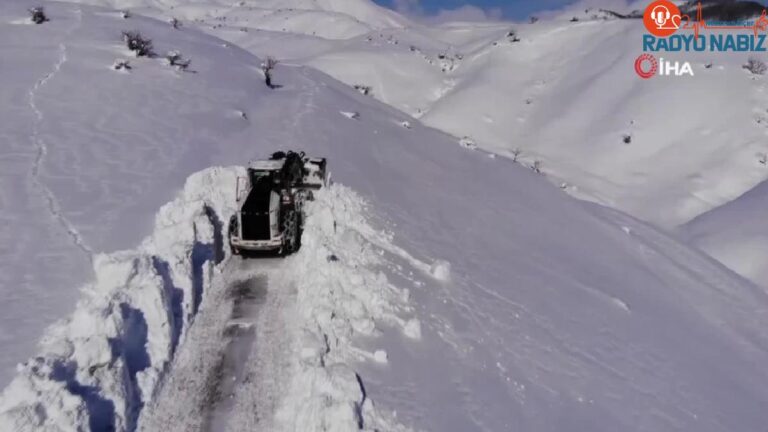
{"left": 372, "top": 0, "right": 585, "bottom": 20}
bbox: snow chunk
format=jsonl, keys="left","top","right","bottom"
{"left": 340, "top": 111, "right": 360, "bottom": 120}
{"left": 612, "top": 298, "right": 631, "bottom": 312}
{"left": 111, "top": 59, "right": 132, "bottom": 72}
{"left": 459, "top": 137, "right": 478, "bottom": 150}
{"left": 374, "top": 350, "right": 389, "bottom": 363}
{"left": 429, "top": 260, "right": 451, "bottom": 281}
{"left": 404, "top": 318, "right": 422, "bottom": 340}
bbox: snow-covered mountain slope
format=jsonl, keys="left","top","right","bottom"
{"left": 67, "top": 0, "right": 408, "bottom": 39}
{"left": 142, "top": 4, "right": 766, "bottom": 231}
{"left": 60, "top": 0, "right": 768, "bottom": 233}
{"left": 0, "top": 0, "right": 283, "bottom": 386}
{"left": 296, "top": 17, "right": 768, "bottom": 229}
{"left": 680, "top": 178, "right": 768, "bottom": 289}
{"left": 3, "top": 2, "right": 768, "bottom": 432}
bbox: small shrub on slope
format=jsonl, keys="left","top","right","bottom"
{"left": 354, "top": 85, "right": 372, "bottom": 96}
{"left": 123, "top": 31, "right": 154, "bottom": 57}
{"left": 261, "top": 56, "right": 279, "bottom": 89}
{"left": 29, "top": 7, "right": 48, "bottom": 24}
{"left": 744, "top": 57, "right": 767, "bottom": 75}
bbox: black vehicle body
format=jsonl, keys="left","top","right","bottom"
{"left": 229, "top": 151, "right": 327, "bottom": 255}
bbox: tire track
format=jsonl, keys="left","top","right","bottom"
{"left": 221, "top": 266, "right": 294, "bottom": 432}
{"left": 205, "top": 275, "right": 268, "bottom": 431}
{"left": 139, "top": 258, "right": 281, "bottom": 432}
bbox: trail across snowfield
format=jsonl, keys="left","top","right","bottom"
{"left": 0, "top": 167, "right": 421, "bottom": 432}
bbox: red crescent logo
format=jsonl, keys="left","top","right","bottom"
{"left": 635, "top": 54, "right": 658, "bottom": 79}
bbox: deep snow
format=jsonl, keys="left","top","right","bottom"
{"left": 72, "top": 0, "right": 768, "bottom": 310}
{"left": 155, "top": 0, "right": 768, "bottom": 231}
{"left": 2, "top": 1, "right": 768, "bottom": 432}
{"left": 681, "top": 178, "right": 768, "bottom": 289}
{"left": 64, "top": 0, "right": 768, "bottom": 281}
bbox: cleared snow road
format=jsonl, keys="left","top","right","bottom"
{"left": 204, "top": 274, "right": 266, "bottom": 431}
{"left": 139, "top": 257, "right": 294, "bottom": 432}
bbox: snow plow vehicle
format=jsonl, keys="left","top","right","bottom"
{"left": 229, "top": 151, "right": 327, "bottom": 256}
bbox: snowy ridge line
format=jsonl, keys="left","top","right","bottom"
{"left": 0, "top": 167, "right": 241, "bottom": 432}
{"left": 27, "top": 8, "right": 92, "bottom": 260}
{"left": 273, "top": 184, "right": 420, "bottom": 432}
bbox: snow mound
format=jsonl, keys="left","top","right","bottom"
{"left": 0, "top": 165, "right": 420, "bottom": 432}
{"left": 458, "top": 137, "right": 478, "bottom": 150}
{"left": 340, "top": 110, "right": 360, "bottom": 120}
{"left": 0, "top": 167, "right": 240, "bottom": 431}
{"left": 274, "top": 184, "right": 417, "bottom": 432}
{"left": 429, "top": 260, "right": 451, "bottom": 281}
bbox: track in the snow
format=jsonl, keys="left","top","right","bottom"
{"left": 205, "top": 276, "right": 267, "bottom": 431}
{"left": 138, "top": 256, "right": 292, "bottom": 432}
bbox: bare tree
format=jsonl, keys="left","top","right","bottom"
{"left": 744, "top": 57, "right": 767, "bottom": 75}
{"left": 354, "top": 85, "right": 372, "bottom": 96}
{"left": 169, "top": 17, "right": 182, "bottom": 29}
{"left": 262, "top": 56, "right": 279, "bottom": 89}
{"left": 122, "top": 31, "right": 154, "bottom": 57}
{"left": 532, "top": 160, "right": 543, "bottom": 174}
{"left": 511, "top": 148, "right": 522, "bottom": 162}
{"left": 29, "top": 7, "right": 48, "bottom": 24}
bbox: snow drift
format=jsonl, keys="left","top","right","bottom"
{"left": 137, "top": 178, "right": 421, "bottom": 432}
{"left": 0, "top": 164, "right": 419, "bottom": 431}
{"left": 0, "top": 167, "right": 237, "bottom": 431}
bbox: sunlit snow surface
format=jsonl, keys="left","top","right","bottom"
{"left": 2, "top": 2, "right": 768, "bottom": 432}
